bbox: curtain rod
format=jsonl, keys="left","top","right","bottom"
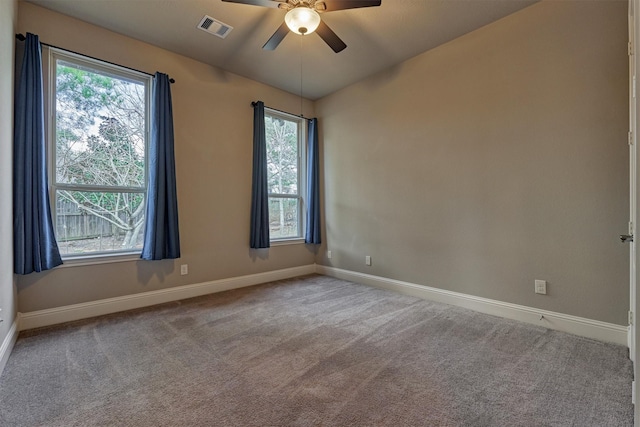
{"left": 251, "top": 101, "right": 310, "bottom": 120}
{"left": 15, "top": 33, "right": 175, "bottom": 83}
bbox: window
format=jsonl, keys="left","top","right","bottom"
{"left": 49, "top": 49, "right": 151, "bottom": 257}
{"left": 265, "top": 109, "right": 306, "bottom": 241}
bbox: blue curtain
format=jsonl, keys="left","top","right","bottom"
{"left": 305, "top": 118, "right": 321, "bottom": 244}
{"left": 141, "top": 72, "right": 181, "bottom": 260}
{"left": 250, "top": 101, "right": 270, "bottom": 248}
{"left": 13, "top": 33, "right": 63, "bottom": 275}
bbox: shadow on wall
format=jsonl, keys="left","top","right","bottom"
{"left": 248, "top": 243, "right": 319, "bottom": 263}
{"left": 136, "top": 259, "right": 177, "bottom": 284}
{"left": 363, "top": 61, "right": 406, "bottom": 93}
{"left": 249, "top": 248, "right": 271, "bottom": 262}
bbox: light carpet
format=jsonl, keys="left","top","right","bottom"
{"left": 0, "top": 274, "right": 633, "bottom": 426}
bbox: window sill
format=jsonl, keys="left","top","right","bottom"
{"left": 59, "top": 252, "right": 141, "bottom": 268}
{"left": 270, "top": 238, "right": 306, "bottom": 247}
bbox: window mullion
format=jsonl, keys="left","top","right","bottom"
{"left": 268, "top": 194, "right": 301, "bottom": 199}
{"left": 55, "top": 183, "right": 145, "bottom": 193}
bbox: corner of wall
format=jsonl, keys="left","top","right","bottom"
{"left": 0, "top": 317, "right": 19, "bottom": 376}
{"left": 0, "top": 0, "right": 18, "bottom": 377}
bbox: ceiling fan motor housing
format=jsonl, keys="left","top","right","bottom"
{"left": 285, "top": 5, "right": 321, "bottom": 35}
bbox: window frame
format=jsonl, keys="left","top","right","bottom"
{"left": 264, "top": 107, "right": 307, "bottom": 243}
{"left": 46, "top": 47, "right": 152, "bottom": 260}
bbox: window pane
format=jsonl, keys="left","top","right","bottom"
{"left": 55, "top": 190, "right": 145, "bottom": 255}
{"left": 269, "top": 197, "right": 299, "bottom": 239}
{"left": 55, "top": 60, "right": 146, "bottom": 188}
{"left": 265, "top": 115, "right": 298, "bottom": 195}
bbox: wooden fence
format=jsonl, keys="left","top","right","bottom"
{"left": 55, "top": 200, "right": 124, "bottom": 241}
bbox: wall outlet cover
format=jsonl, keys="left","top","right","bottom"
{"left": 535, "top": 280, "right": 547, "bottom": 295}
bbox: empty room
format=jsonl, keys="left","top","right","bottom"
{"left": 1, "top": 0, "right": 638, "bottom": 425}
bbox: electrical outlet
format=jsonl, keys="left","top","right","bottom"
{"left": 365, "top": 256, "right": 372, "bottom": 266}
{"left": 180, "top": 264, "right": 188, "bottom": 275}
{"left": 535, "top": 280, "right": 547, "bottom": 295}
{"left": 327, "top": 250, "right": 332, "bottom": 259}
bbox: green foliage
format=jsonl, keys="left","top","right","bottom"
{"left": 54, "top": 59, "right": 147, "bottom": 251}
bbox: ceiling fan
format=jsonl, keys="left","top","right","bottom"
{"left": 221, "top": 0, "right": 382, "bottom": 53}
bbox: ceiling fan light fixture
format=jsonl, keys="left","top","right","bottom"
{"left": 285, "top": 7, "right": 321, "bottom": 35}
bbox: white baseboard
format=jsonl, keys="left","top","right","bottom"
{"left": 316, "top": 265, "right": 629, "bottom": 346}
{"left": 0, "top": 318, "right": 19, "bottom": 377}
{"left": 19, "top": 264, "right": 316, "bottom": 331}
{"left": 17, "top": 263, "right": 628, "bottom": 347}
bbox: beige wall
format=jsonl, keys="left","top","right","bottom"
{"left": 0, "top": 0, "right": 18, "bottom": 345}
{"left": 14, "top": 1, "right": 630, "bottom": 326}
{"left": 316, "top": 1, "right": 629, "bottom": 325}
{"left": 16, "top": 2, "right": 316, "bottom": 313}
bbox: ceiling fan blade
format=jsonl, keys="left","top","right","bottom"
{"left": 221, "top": 0, "right": 281, "bottom": 8}
{"left": 319, "top": 0, "right": 382, "bottom": 12}
{"left": 263, "top": 22, "right": 290, "bottom": 50}
{"left": 315, "top": 21, "right": 347, "bottom": 53}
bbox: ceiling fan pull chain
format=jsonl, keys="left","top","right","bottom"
{"left": 300, "top": 34, "right": 304, "bottom": 117}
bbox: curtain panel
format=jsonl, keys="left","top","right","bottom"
{"left": 250, "top": 101, "right": 270, "bottom": 249}
{"left": 305, "top": 118, "right": 321, "bottom": 244}
{"left": 141, "top": 72, "right": 181, "bottom": 260}
{"left": 13, "top": 32, "right": 63, "bottom": 274}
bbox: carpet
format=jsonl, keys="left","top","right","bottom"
{"left": 0, "top": 274, "right": 633, "bottom": 426}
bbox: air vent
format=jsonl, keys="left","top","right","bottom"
{"left": 197, "top": 15, "right": 233, "bottom": 39}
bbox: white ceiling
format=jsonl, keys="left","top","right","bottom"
{"left": 24, "top": 0, "right": 538, "bottom": 100}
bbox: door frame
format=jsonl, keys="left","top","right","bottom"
{"left": 632, "top": 1, "right": 639, "bottom": 425}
